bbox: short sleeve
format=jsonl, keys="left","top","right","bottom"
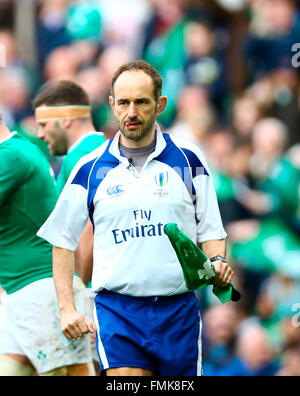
{"left": 37, "top": 158, "right": 91, "bottom": 251}
{"left": 187, "top": 146, "right": 227, "bottom": 243}
{"left": 194, "top": 170, "right": 227, "bottom": 243}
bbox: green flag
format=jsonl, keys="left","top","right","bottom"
{"left": 165, "top": 223, "right": 240, "bottom": 304}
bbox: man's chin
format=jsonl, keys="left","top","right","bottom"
{"left": 121, "top": 128, "right": 144, "bottom": 142}
{"left": 50, "top": 148, "right": 65, "bottom": 156}
{"left": 121, "top": 123, "right": 156, "bottom": 143}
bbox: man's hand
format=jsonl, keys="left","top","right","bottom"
{"left": 60, "top": 309, "right": 96, "bottom": 341}
{"left": 200, "top": 239, "right": 233, "bottom": 287}
{"left": 213, "top": 260, "right": 234, "bottom": 287}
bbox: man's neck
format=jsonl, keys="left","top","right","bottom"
{"left": 0, "top": 124, "right": 12, "bottom": 143}
{"left": 67, "top": 123, "right": 96, "bottom": 151}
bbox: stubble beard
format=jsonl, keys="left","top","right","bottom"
{"left": 51, "top": 121, "right": 69, "bottom": 156}
{"left": 120, "top": 112, "right": 157, "bottom": 143}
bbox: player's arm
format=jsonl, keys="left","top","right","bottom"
{"left": 200, "top": 239, "right": 234, "bottom": 287}
{"left": 74, "top": 220, "right": 94, "bottom": 286}
{"left": 53, "top": 246, "right": 96, "bottom": 340}
{"left": 37, "top": 155, "right": 98, "bottom": 339}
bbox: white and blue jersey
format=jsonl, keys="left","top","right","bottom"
{"left": 38, "top": 125, "right": 226, "bottom": 297}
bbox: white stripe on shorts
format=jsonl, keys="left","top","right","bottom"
{"left": 93, "top": 304, "right": 109, "bottom": 369}
{"left": 197, "top": 312, "right": 203, "bottom": 376}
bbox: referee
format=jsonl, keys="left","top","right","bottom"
{"left": 38, "top": 60, "right": 234, "bottom": 376}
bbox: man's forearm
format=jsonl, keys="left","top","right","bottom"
{"left": 53, "top": 246, "right": 96, "bottom": 341}
{"left": 74, "top": 220, "right": 94, "bottom": 286}
{"left": 53, "top": 246, "right": 76, "bottom": 313}
{"left": 200, "top": 239, "right": 226, "bottom": 259}
{"left": 200, "top": 239, "right": 234, "bottom": 287}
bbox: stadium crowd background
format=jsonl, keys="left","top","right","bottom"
{"left": 0, "top": 0, "right": 299, "bottom": 376}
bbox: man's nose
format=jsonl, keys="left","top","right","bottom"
{"left": 37, "top": 127, "right": 45, "bottom": 139}
{"left": 128, "top": 103, "right": 137, "bottom": 119}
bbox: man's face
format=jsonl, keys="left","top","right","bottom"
{"left": 37, "top": 118, "right": 68, "bottom": 156}
{"left": 110, "top": 70, "right": 159, "bottom": 144}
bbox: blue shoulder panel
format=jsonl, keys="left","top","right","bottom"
{"left": 71, "top": 158, "right": 98, "bottom": 190}
{"left": 155, "top": 134, "right": 208, "bottom": 207}
{"left": 181, "top": 148, "right": 209, "bottom": 177}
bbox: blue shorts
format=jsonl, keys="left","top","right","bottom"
{"left": 94, "top": 290, "right": 202, "bottom": 376}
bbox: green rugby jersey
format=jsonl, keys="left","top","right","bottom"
{"left": 0, "top": 132, "right": 57, "bottom": 294}
{"left": 56, "top": 132, "right": 106, "bottom": 195}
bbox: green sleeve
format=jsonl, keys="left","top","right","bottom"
{"left": 0, "top": 147, "right": 31, "bottom": 205}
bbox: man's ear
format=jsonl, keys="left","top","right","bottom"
{"left": 61, "top": 119, "right": 72, "bottom": 129}
{"left": 156, "top": 96, "right": 168, "bottom": 116}
{"left": 109, "top": 96, "right": 115, "bottom": 111}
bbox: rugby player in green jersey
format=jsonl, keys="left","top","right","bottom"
{"left": 33, "top": 81, "right": 106, "bottom": 373}
{"left": 33, "top": 80, "right": 106, "bottom": 196}
{"left": 0, "top": 120, "right": 95, "bottom": 376}
{"left": 33, "top": 80, "right": 106, "bottom": 285}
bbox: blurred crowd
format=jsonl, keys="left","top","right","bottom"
{"left": 0, "top": 0, "right": 299, "bottom": 376}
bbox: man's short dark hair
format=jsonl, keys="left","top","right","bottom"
{"left": 111, "top": 60, "right": 163, "bottom": 102}
{"left": 32, "top": 80, "right": 91, "bottom": 109}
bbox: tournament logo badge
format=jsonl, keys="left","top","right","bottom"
{"left": 154, "top": 171, "right": 169, "bottom": 197}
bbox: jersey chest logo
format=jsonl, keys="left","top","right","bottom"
{"left": 154, "top": 171, "right": 169, "bottom": 198}
{"left": 107, "top": 184, "right": 125, "bottom": 198}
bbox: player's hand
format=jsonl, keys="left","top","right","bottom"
{"left": 60, "top": 309, "right": 96, "bottom": 341}
{"left": 213, "top": 260, "right": 234, "bottom": 287}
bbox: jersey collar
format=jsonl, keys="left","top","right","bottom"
{"left": 0, "top": 131, "right": 17, "bottom": 145}
{"left": 67, "top": 131, "right": 104, "bottom": 153}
